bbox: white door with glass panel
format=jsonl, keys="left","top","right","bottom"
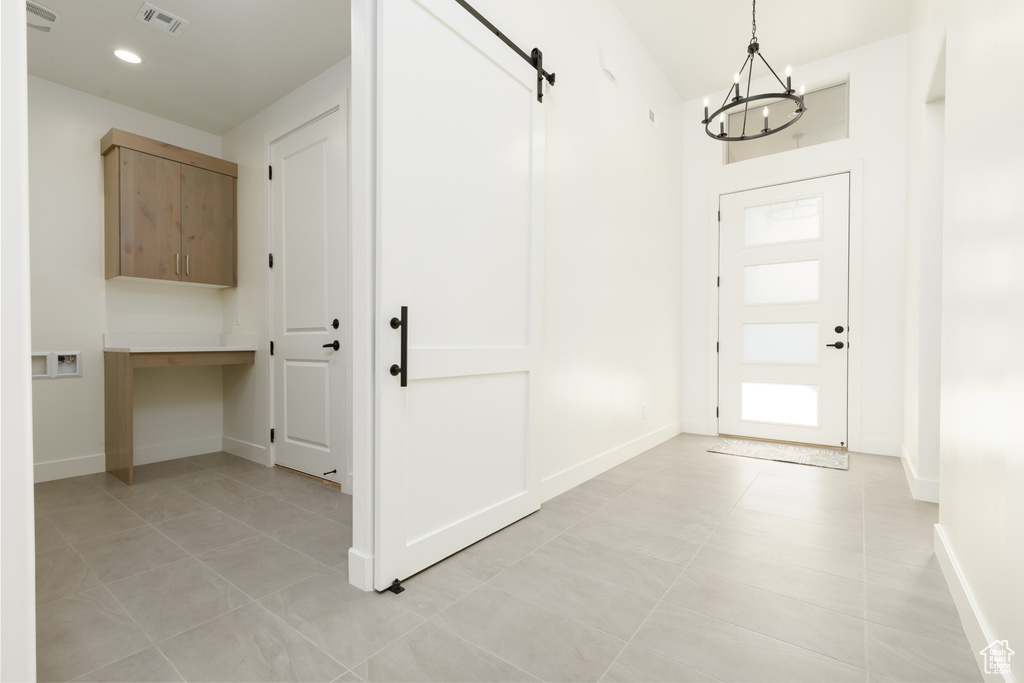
{"left": 271, "top": 109, "right": 347, "bottom": 484}
{"left": 719, "top": 174, "right": 849, "bottom": 447}
{"left": 374, "top": 0, "right": 544, "bottom": 589}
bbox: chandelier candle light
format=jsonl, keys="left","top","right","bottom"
{"left": 702, "top": 0, "right": 805, "bottom": 141}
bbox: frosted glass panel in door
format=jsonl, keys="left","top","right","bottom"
{"left": 743, "top": 260, "right": 819, "bottom": 304}
{"left": 743, "top": 323, "right": 819, "bottom": 364}
{"left": 744, "top": 197, "right": 821, "bottom": 246}
{"left": 741, "top": 382, "right": 819, "bottom": 426}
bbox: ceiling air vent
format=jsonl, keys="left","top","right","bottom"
{"left": 27, "top": 1, "right": 60, "bottom": 33}
{"left": 135, "top": 3, "right": 189, "bottom": 37}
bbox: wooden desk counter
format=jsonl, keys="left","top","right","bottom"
{"left": 104, "top": 347, "right": 255, "bottom": 485}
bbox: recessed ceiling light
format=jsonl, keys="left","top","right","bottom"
{"left": 114, "top": 49, "right": 142, "bottom": 64}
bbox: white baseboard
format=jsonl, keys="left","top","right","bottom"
{"left": 900, "top": 443, "right": 940, "bottom": 503}
{"left": 856, "top": 436, "right": 901, "bottom": 457}
{"left": 133, "top": 436, "right": 224, "bottom": 466}
{"left": 933, "top": 525, "right": 998, "bottom": 681}
{"left": 680, "top": 418, "right": 713, "bottom": 436}
{"left": 541, "top": 422, "right": 682, "bottom": 501}
{"left": 221, "top": 436, "right": 269, "bottom": 466}
{"left": 34, "top": 453, "right": 105, "bottom": 483}
{"left": 347, "top": 547, "right": 374, "bottom": 592}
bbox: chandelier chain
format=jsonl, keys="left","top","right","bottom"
{"left": 750, "top": 0, "right": 757, "bottom": 43}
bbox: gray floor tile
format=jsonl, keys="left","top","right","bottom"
{"left": 719, "top": 507, "right": 864, "bottom": 554}
{"left": 705, "top": 523, "right": 866, "bottom": 581}
{"left": 633, "top": 601, "right": 866, "bottom": 682}
{"left": 199, "top": 534, "right": 326, "bottom": 598}
{"left": 160, "top": 468, "right": 228, "bottom": 488}
{"left": 268, "top": 515, "right": 352, "bottom": 565}
{"left": 154, "top": 508, "right": 260, "bottom": 555}
{"left": 490, "top": 555, "right": 657, "bottom": 640}
{"left": 272, "top": 481, "right": 352, "bottom": 517}
{"left": 206, "top": 456, "right": 266, "bottom": 476}
{"left": 72, "top": 646, "right": 182, "bottom": 683}
{"left": 94, "top": 473, "right": 178, "bottom": 502}
{"left": 688, "top": 543, "right": 865, "bottom": 618}
{"left": 588, "top": 492, "right": 732, "bottom": 540}
{"left": 107, "top": 557, "right": 250, "bottom": 641}
{"left": 74, "top": 526, "right": 189, "bottom": 584}
{"left": 228, "top": 466, "right": 309, "bottom": 493}
{"left": 865, "top": 533, "right": 942, "bottom": 570}
{"left": 433, "top": 584, "right": 625, "bottom": 682}
{"left": 35, "top": 515, "right": 69, "bottom": 554}
{"left": 866, "top": 555, "right": 953, "bottom": 601}
{"left": 864, "top": 515, "right": 935, "bottom": 549}
{"left": 601, "top": 644, "right": 721, "bottom": 682}
{"left": 356, "top": 621, "right": 537, "bottom": 682}
{"left": 35, "top": 478, "right": 116, "bottom": 516}
{"left": 443, "top": 517, "right": 560, "bottom": 582}
{"left": 665, "top": 569, "right": 868, "bottom": 670}
{"left": 46, "top": 501, "right": 148, "bottom": 544}
{"left": 36, "top": 587, "right": 151, "bottom": 682}
{"left": 177, "top": 477, "right": 263, "bottom": 507}
{"left": 159, "top": 602, "right": 345, "bottom": 682}
{"left": 392, "top": 561, "right": 481, "bottom": 618}
{"left": 119, "top": 489, "right": 212, "bottom": 524}
{"left": 565, "top": 515, "right": 704, "bottom": 566}
{"left": 36, "top": 546, "right": 102, "bottom": 606}
{"left": 552, "top": 477, "right": 631, "bottom": 513}
{"left": 259, "top": 570, "right": 423, "bottom": 668}
{"left": 865, "top": 622, "right": 981, "bottom": 682}
{"left": 865, "top": 583, "right": 970, "bottom": 648}
{"left": 219, "top": 494, "right": 316, "bottom": 533}
{"left": 734, "top": 491, "right": 864, "bottom": 531}
{"left": 532, "top": 533, "right": 683, "bottom": 598}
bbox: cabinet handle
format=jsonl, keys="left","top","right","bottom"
{"left": 185, "top": 254, "right": 190, "bottom": 276}
{"left": 176, "top": 253, "right": 180, "bottom": 274}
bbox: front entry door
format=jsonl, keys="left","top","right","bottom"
{"left": 719, "top": 174, "right": 850, "bottom": 448}
{"left": 271, "top": 109, "right": 348, "bottom": 484}
{"left": 374, "top": 0, "right": 545, "bottom": 589}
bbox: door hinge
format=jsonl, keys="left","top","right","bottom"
{"left": 270, "top": 341, "right": 274, "bottom": 356}
{"left": 268, "top": 165, "right": 272, "bottom": 180}
{"left": 718, "top": 210, "right": 721, "bottom": 222}
{"left": 717, "top": 276, "right": 720, "bottom": 287}
{"left": 270, "top": 428, "right": 275, "bottom": 443}
{"left": 716, "top": 406, "right": 719, "bottom": 418}
{"left": 269, "top": 253, "right": 274, "bottom": 268}
{"left": 716, "top": 342, "right": 719, "bottom": 353}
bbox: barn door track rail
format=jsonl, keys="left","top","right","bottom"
{"left": 454, "top": 0, "right": 556, "bottom": 102}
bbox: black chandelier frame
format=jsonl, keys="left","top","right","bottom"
{"left": 702, "top": 2, "right": 806, "bottom": 142}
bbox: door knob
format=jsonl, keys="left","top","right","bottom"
{"left": 323, "top": 340, "right": 340, "bottom": 351}
{"left": 826, "top": 341, "right": 845, "bottom": 349}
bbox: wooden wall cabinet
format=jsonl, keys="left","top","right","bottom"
{"left": 102, "top": 129, "right": 238, "bottom": 287}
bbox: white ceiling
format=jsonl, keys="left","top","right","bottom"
{"left": 27, "top": 0, "right": 351, "bottom": 135}
{"left": 610, "top": 0, "right": 915, "bottom": 101}
{"left": 26, "top": 1, "right": 912, "bottom": 135}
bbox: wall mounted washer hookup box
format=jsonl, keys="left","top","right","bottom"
{"left": 32, "top": 352, "right": 82, "bottom": 379}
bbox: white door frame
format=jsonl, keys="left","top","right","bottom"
{"left": 706, "top": 161, "right": 865, "bottom": 453}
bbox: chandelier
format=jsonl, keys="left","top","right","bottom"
{"left": 702, "top": 0, "right": 805, "bottom": 141}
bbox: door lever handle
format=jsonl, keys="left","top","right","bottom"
{"left": 323, "top": 340, "right": 340, "bottom": 351}
{"left": 826, "top": 341, "right": 845, "bottom": 349}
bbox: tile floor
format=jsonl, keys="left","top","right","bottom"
{"left": 34, "top": 434, "right": 981, "bottom": 682}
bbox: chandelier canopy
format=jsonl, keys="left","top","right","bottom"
{"left": 702, "top": 0, "right": 805, "bottom": 142}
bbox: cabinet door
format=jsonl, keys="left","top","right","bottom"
{"left": 119, "top": 149, "right": 181, "bottom": 281}
{"left": 181, "top": 165, "right": 236, "bottom": 286}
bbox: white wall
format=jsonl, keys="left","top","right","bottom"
{"left": 680, "top": 36, "right": 909, "bottom": 457}
{"left": 220, "top": 60, "right": 351, "bottom": 469}
{"left": 932, "top": 0, "right": 1024, "bottom": 673}
{"left": 1, "top": 0, "right": 38, "bottom": 677}
{"left": 467, "top": 0, "right": 686, "bottom": 497}
{"left": 901, "top": 2, "right": 947, "bottom": 502}
{"left": 28, "top": 77, "right": 226, "bottom": 481}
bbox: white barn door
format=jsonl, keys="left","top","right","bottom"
{"left": 374, "top": 0, "right": 545, "bottom": 589}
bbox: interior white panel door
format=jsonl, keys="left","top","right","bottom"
{"left": 719, "top": 174, "right": 849, "bottom": 447}
{"left": 271, "top": 109, "right": 347, "bottom": 483}
{"left": 375, "top": 0, "right": 544, "bottom": 589}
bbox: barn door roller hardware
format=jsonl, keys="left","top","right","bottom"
{"left": 454, "top": 0, "right": 556, "bottom": 102}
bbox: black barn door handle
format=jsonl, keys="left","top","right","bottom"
{"left": 389, "top": 306, "right": 407, "bottom": 387}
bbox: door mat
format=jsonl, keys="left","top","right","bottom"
{"left": 708, "top": 438, "right": 849, "bottom": 471}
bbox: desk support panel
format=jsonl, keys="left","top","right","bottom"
{"left": 104, "top": 349, "right": 255, "bottom": 485}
